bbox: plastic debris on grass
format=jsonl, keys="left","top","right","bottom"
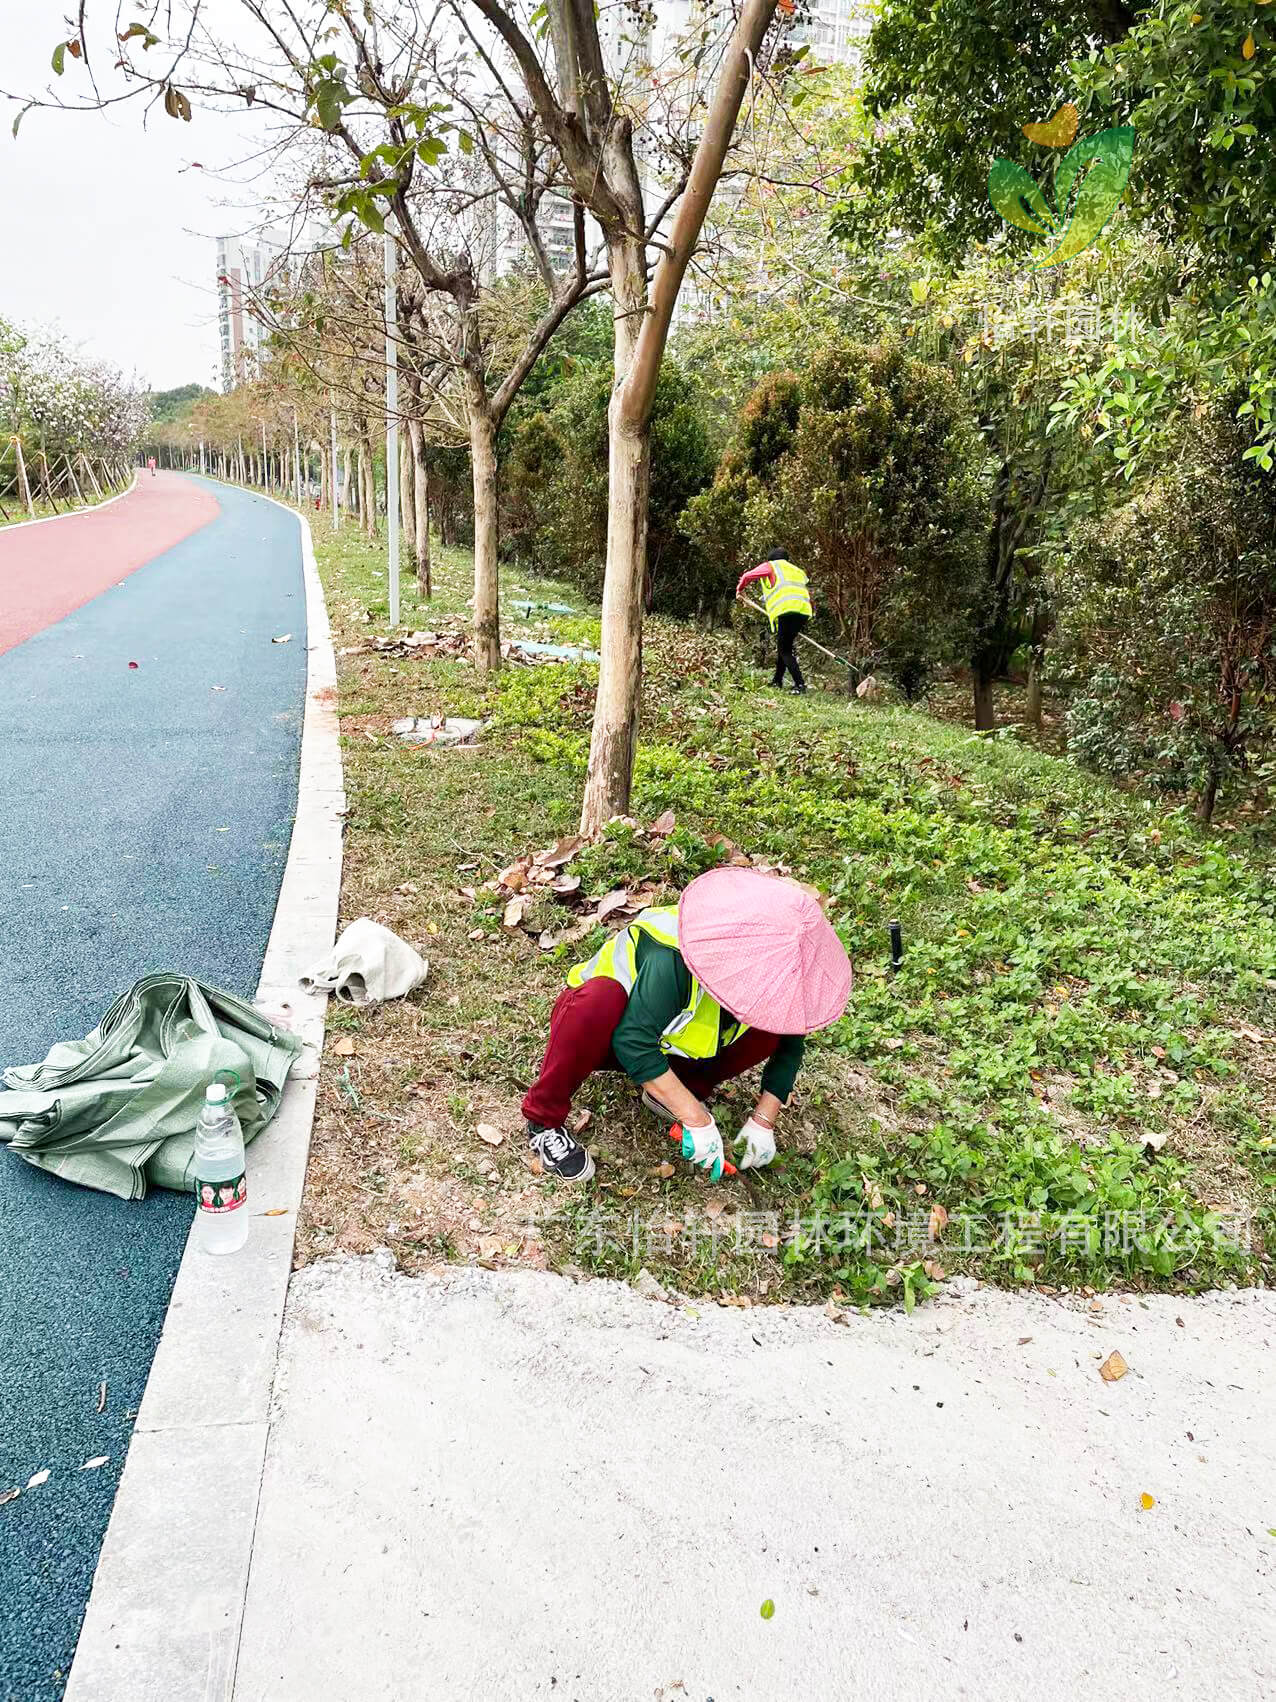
{"left": 392, "top": 715, "right": 483, "bottom": 747}
{"left": 348, "top": 629, "right": 597, "bottom": 666}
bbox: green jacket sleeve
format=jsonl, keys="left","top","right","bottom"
{"left": 610, "top": 937, "right": 691, "bottom": 1085}
{"left": 761, "top": 1034, "right": 805, "bottom": 1103}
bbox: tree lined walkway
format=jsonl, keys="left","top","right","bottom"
{"left": 0, "top": 477, "right": 305, "bottom": 1698}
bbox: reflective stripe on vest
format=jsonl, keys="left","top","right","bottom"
{"left": 566, "top": 904, "right": 747, "bottom": 1060}
{"left": 761, "top": 560, "right": 812, "bottom": 627}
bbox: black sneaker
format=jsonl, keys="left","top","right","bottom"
{"left": 526, "top": 1122, "right": 595, "bottom": 1182}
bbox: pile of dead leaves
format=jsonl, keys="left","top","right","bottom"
{"left": 462, "top": 810, "right": 805, "bottom": 951}
{"left": 473, "top": 832, "right": 662, "bottom": 952}
{"left": 337, "top": 629, "right": 589, "bottom": 667}
{"left": 337, "top": 629, "right": 470, "bottom": 661}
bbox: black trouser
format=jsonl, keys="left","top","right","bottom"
{"left": 773, "top": 612, "right": 808, "bottom": 689}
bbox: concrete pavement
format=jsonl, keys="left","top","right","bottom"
{"left": 234, "top": 1259, "right": 1276, "bottom": 1702}
{"left": 0, "top": 474, "right": 306, "bottom": 1699}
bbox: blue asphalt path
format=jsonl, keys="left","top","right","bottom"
{"left": 0, "top": 478, "right": 306, "bottom": 1700}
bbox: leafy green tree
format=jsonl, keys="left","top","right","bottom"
{"left": 686, "top": 339, "right": 988, "bottom": 689}
{"left": 832, "top": 0, "right": 1137, "bottom": 262}
{"left": 149, "top": 383, "right": 215, "bottom": 421}
{"left": 1054, "top": 406, "right": 1276, "bottom": 820}
{"left": 502, "top": 361, "right": 719, "bottom": 618}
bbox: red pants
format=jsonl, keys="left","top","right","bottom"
{"left": 521, "top": 976, "right": 780, "bottom": 1129}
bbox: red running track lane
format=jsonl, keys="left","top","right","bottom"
{"left": 0, "top": 471, "right": 221, "bottom": 656}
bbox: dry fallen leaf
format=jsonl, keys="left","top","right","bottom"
{"left": 26, "top": 1470, "right": 49, "bottom": 1490}
{"left": 928, "top": 1203, "right": 949, "bottom": 1240}
{"left": 535, "top": 835, "right": 584, "bottom": 870}
{"left": 649, "top": 809, "right": 677, "bottom": 837}
{"left": 0, "top": 1488, "right": 19, "bottom": 1506}
{"left": 553, "top": 874, "right": 582, "bottom": 898}
{"left": 594, "top": 888, "right": 630, "bottom": 922}
{"left": 80, "top": 1456, "right": 109, "bottom": 1471}
{"left": 702, "top": 1197, "right": 726, "bottom": 1219}
{"left": 262, "top": 1208, "right": 289, "bottom": 1217}
{"left": 476, "top": 1123, "right": 505, "bottom": 1147}
{"left": 498, "top": 862, "right": 528, "bottom": 892}
{"left": 1140, "top": 1491, "right": 1156, "bottom": 1510}
{"left": 468, "top": 927, "right": 485, "bottom": 941}
{"left": 502, "top": 896, "right": 525, "bottom": 929}
{"left": 761, "top": 1232, "right": 779, "bottom": 1249}
{"left": 1099, "top": 1351, "right": 1129, "bottom": 1383}
{"left": 330, "top": 1036, "right": 356, "bottom": 1056}
{"left": 657, "top": 1161, "right": 675, "bottom": 1178}
{"left": 1140, "top": 1129, "right": 1168, "bottom": 1152}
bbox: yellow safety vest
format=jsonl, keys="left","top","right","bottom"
{"left": 567, "top": 905, "right": 747, "bottom": 1061}
{"left": 761, "top": 559, "right": 812, "bottom": 628}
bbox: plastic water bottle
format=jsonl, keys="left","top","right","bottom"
{"left": 193, "top": 1081, "right": 249, "bottom": 1255}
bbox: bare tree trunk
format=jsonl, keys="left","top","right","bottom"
{"left": 1198, "top": 761, "right": 1221, "bottom": 824}
{"left": 14, "top": 439, "right": 34, "bottom": 517}
{"left": 342, "top": 446, "right": 354, "bottom": 518}
{"left": 580, "top": 232, "right": 650, "bottom": 831}
{"left": 1025, "top": 656, "right": 1043, "bottom": 729}
{"left": 974, "top": 672, "right": 996, "bottom": 731}
{"left": 409, "top": 417, "right": 431, "bottom": 596}
{"left": 360, "top": 436, "right": 378, "bottom": 539}
{"left": 468, "top": 380, "right": 501, "bottom": 671}
{"left": 577, "top": 0, "right": 779, "bottom": 833}
{"left": 400, "top": 430, "right": 416, "bottom": 578}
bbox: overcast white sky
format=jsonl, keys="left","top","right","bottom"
{"left": 0, "top": 14, "right": 284, "bottom": 393}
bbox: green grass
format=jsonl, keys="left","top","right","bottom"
{"left": 306, "top": 518, "right": 1276, "bottom": 1308}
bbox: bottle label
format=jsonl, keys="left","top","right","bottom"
{"left": 196, "top": 1173, "right": 247, "bottom": 1214}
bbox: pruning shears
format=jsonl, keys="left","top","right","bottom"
{"left": 668, "top": 1122, "right": 738, "bottom": 1179}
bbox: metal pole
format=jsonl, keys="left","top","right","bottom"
{"left": 330, "top": 396, "right": 339, "bottom": 532}
{"left": 385, "top": 223, "right": 400, "bottom": 628}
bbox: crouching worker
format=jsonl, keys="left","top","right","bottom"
{"left": 522, "top": 867, "right": 852, "bottom": 1183}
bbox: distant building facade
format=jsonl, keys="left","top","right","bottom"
{"left": 216, "top": 234, "right": 285, "bottom": 393}
{"left": 216, "top": 225, "right": 325, "bottom": 392}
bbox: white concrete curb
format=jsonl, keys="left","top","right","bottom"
{"left": 65, "top": 495, "right": 344, "bottom": 1702}
{"left": 0, "top": 469, "right": 140, "bottom": 534}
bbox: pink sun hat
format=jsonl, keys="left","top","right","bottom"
{"left": 677, "top": 867, "right": 852, "bottom": 1035}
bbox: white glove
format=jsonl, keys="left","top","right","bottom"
{"left": 734, "top": 1115, "right": 777, "bottom": 1170}
{"left": 679, "top": 1117, "right": 725, "bottom": 1183}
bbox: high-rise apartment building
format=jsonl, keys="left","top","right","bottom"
{"left": 215, "top": 234, "right": 287, "bottom": 393}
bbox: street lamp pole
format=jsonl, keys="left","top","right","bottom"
{"left": 385, "top": 222, "right": 400, "bottom": 628}
{"left": 330, "top": 392, "right": 339, "bottom": 532}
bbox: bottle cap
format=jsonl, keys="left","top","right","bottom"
{"left": 206, "top": 1082, "right": 229, "bottom": 1104}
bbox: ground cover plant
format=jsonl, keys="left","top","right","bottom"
{"left": 298, "top": 522, "right": 1276, "bottom": 1310}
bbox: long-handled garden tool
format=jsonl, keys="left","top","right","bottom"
{"left": 738, "top": 595, "right": 878, "bottom": 682}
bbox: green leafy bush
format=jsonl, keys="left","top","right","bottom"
{"left": 682, "top": 338, "right": 989, "bottom": 683}
{"left": 1054, "top": 407, "right": 1276, "bottom": 820}
{"left": 501, "top": 360, "right": 719, "bottom": 618}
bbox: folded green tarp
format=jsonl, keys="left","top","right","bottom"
{"left": 0, "top": 974, "right": 302, "bottom": 1200}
